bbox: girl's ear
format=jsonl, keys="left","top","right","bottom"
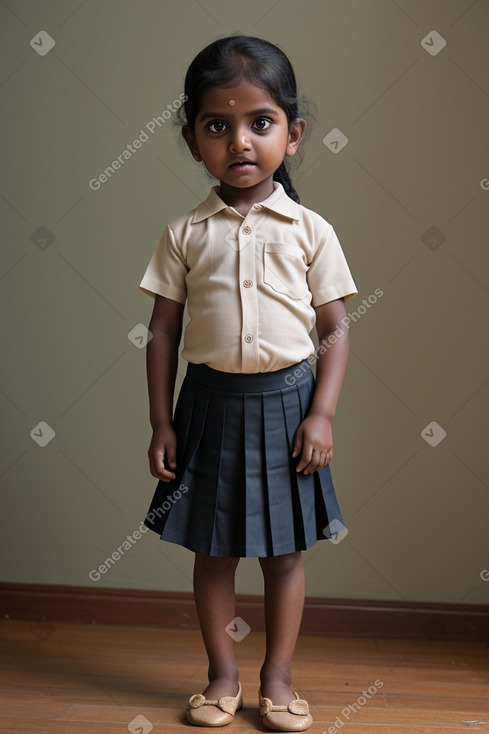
{"left": 182, "top": 125, "right": 202, "bottom": 162}
{"left": 286, "top": 118, "right": 306, "bottom": 158}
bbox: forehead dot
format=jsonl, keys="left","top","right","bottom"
{"left": 228, "top": 99, "right": 235, "bottom": 106}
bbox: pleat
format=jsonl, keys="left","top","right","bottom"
{"left": 181, "top": 387, "right": 227, "bottom": 554}
{"left": 244, "top": 393, "right": 271, "bottom": 556}
{"left": 314, "top": 465, "right": 343, "bottom": 536}
{"left": 296, "top": 374, "right": 312, "bottom": 421}
{"left": 179, "top": 382, "right": 211, "bottom": 474}
{"left": 210, "top": 392, "right": 246, "bottom": 556}
{"left": 263, "top": 389, "right": 296, "bottom": 556}
{"left": 171, "top": 377, "right": 195, "bottom": 465}
{"left": 280, "top": 387, "right": 306, "bottom": 550}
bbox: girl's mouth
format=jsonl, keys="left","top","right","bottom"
{"left": 229, "top": 161, "right": 256, "bottom": 172}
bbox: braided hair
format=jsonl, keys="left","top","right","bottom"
{"left": 180, "top": 35, "right": 303, "bottom": 203}
{"left": 273, "top": 162, "right": 300, "bottom": 204}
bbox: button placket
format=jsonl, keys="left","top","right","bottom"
{"left": 238, "top": 220, "right": 259, "bottom": 371}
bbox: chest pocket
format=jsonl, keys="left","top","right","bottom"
{"left": 263, "top": 242, "right": 309, "bottom": 300}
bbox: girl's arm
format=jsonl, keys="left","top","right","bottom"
{"left": 292, "top": 298, "right": 350, "bottom": 475}
{"left": 146, "top": 294, "right": 185, "bottom": 482}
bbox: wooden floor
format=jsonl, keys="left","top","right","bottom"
{"left": 0, "top": 619, "right": 488, "bottom": 733}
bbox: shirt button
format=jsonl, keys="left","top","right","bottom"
{"left": 254, "top": 204, "right": 263, "bottom": 210}
{"left": 244, "top": 334, "right": 254, "bottom": 344}
{"left": 243, "top": 279, "right": 253, "bottom": 288}
{"left": 242, "top": 226, "right": 252, "bottom": 234}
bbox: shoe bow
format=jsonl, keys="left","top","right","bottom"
{"left": 188, "top": 693, "right": 237, "bottom": 715}
{"left": 260, "top": 695, "right": 310, "bottom": 716}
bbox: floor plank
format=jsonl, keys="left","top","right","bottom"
{"left": 0, "top": 620, "right": 488, "bottom": 733}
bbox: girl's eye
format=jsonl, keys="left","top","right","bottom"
{"left": 253, "top": 117, "right": 272, "bottom": 131}
{"left": 208, "top": 120, "right": 227, "bottom": 133}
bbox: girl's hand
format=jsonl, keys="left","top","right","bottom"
{"left": 292, "top": 415, "right": 333, "bottom": 475}
{"left": 148, "top": 424, "right": 177, "bottom": 482}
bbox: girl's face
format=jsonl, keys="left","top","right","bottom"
{"left": 182, "top": 79, "right": 305, "bottom": 202}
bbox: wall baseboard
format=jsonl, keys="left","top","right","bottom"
{"left": 1, "top": 582, "right": 487, "bottom": 641}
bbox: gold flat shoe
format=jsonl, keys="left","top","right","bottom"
{"left": 187, "top": 681, "right": 242, "bottom": 727}
{"left": 259, "top": 687, "right": 313, "bottom": 732}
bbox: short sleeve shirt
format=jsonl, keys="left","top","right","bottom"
{"left": 139, "top": 182, "right": 357, "bottom": 373}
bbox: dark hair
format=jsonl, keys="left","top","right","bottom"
{"left": 180, "top": 35, "right": 304, "bottom": 203}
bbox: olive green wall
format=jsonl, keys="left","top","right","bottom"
{"left": 1, "top": 0, "right": 488, "bottom": 607}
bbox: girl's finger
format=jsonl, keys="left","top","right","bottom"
{"left": 149, "top": 449, "right": 176, "bottom": 482}
{"left": 164, "top": 453, "right": 177, "bottom": 472}
{"left": 296, "top": 444, "right": 313, "bottom": 472}
{"left": 152, "top": 465, "right": 176, "bottom": 482}
{"left": 303, "top": 448, "right": 326, "bottom": 475}
{"left": 291, "top": 429, "right": 303, "bottom": 458}
{"left": 165, "top": 445, "right": 177, "bottom": 470}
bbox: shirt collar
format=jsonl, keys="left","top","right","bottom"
{"left": 191, "top": 181, "right": 302, "bottom": 223}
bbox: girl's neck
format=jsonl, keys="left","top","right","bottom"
{"left": 218, "top": 177, "right": 275, "bottom": 217}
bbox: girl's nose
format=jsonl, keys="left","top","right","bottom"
{"left": 229, "top": 128, "right": 251, "bottom": 153}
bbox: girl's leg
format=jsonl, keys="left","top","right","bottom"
{"left": 258, "top": 551, "right": 305, "bottom": 705}
{"left": 193, "top": 552, "right": 241, "bottom": 699}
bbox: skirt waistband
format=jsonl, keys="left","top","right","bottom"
{"left": 186, "top": 360, "right": 312, "bottom": 393}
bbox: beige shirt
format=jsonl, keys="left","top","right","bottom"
{"left": 139, "top": 182, "right": 358, "bottom": 373}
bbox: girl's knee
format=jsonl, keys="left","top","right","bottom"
{"left": 258, "top": 551, "right": 303, "bottom": 577}
{"left": 195, "top": 553, "right": 240, "bottom": 575}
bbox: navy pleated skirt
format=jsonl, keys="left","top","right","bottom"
{"left": 143, "top": 360, "right": 345, "bottom": 557}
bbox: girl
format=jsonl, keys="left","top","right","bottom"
{"left": 139, "top": 36, "right": 357, "bottom": 731}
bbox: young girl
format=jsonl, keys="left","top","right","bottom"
{"left": 139, "top": 36, "right": 357, "bottom": 731}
